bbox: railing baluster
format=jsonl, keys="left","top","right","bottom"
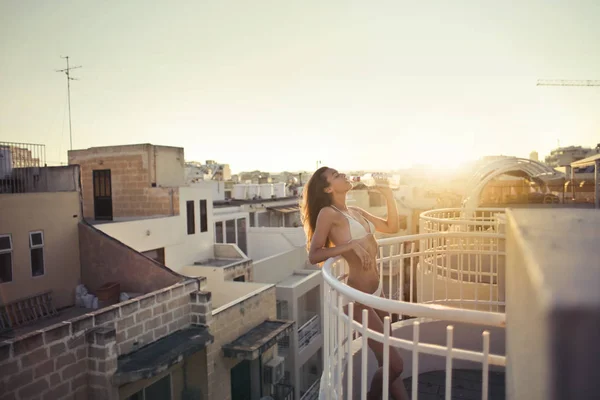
{"left": 360, "top": 309, "right": 369, "bottom": 400}
{"left": 388, "top": 243, "right": 393, "bottom": 309}
{"left": 445, "top": 325, "right": 454, "bottom": 400}
{"left": 323, "top": 287, "right": 330, "bottom": 400}
{"left": 336, "top": 295, "right": 343, "bottom": 396}
{"left": 399, "top": 243, "right": 404, "bottom": 307}
{"left": 410, "top": 241, "right": 415, "bottom": 303}
{"left": 346, "top": 302, "right": 354, "bottom": 399}
{"left": 382, "top": 316, "right": 391, "bottom": 400}
{"left": 412, "top": 321, "right": 420, "bottom": 400}
{"left": 482, "top": 331, "right": 490, "bottom": 400}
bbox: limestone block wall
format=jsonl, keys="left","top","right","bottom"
{"left": 205, "top": 286, "right": 277, "bottom": 400}
{"left": 0, "top": 279, "right": 203, "bottom": 400}
{"left": 68, "top": 145, "right": 180, "bottom": 220}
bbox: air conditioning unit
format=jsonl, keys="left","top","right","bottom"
{"left": 263, "top": 356, "right": 285, "bottom": 384}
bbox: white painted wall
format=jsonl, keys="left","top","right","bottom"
{"left": 96, "top": 186, "right": 215, "bottom": 274}
{"left": 190, "top": 180, "right": 226, "bottom": 201}
{"left": 253, "top": 247, "right": 310, "bottom": 284}
{"left": 95, "top": 215, "right": 182, "bottom": 253}
{"left": 247, "top": 227, "right": 306, "bottom": 261}
{"left": 164, "top": 186, "right": 215, "bottom": 271}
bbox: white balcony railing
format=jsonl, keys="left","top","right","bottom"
{"left": 321, "top": 208, "right": 507, "bottom": 400}
{"left": 298, "top": 314, "right": 321, "bottom": 352}
{"left": 300, "top": 378, "right": 321, "bottom": 400}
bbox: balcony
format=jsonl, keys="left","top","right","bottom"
{"left": 321, "top": 208, "right": 507, "bottom": 399}
{"left": 273, "top": 382, "right": 294, "bottom": 400}
{"left": 300, "top": 378, "right": 320, "bottom": 400}
{"left": 298, "top": 314, "right": 321, "bottom": 352}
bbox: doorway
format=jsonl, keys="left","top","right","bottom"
{"left": 93, "top": 169, "right": 113, "bottom": 220}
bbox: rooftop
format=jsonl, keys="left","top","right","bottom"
{"left": 213, "top": 196, "right": 299, "bottom": 208}
{"left": 277, "top": 271, "right": 320, "bottom": 288}
{"left": 0, "top": 306, "right": 89, "bottom": 341}
{"left": 114, "top": 325, "right": 213, "bottom": 385}
{"left": 222, "top": 319, "right": 294, "bottom": 360}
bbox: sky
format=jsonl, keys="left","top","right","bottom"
{"left": 1, "top": 1, "right": 599, "bottom": 173}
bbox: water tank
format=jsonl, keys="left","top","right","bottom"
{"left": 0, "top": 147, "right": 12, "bottom": 179}
{"left": 259, "top": 183, "right": 273, "bottom": 199}
{"left": 233, "top": 184, "right": 248, "bottom": 199}
{"left": 273, "top": 182, "right": 286, "bottom": 198}
{"left": 247, "top": 184, "right": 259, "bottom": 199}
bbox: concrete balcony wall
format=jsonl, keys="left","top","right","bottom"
{"left": 211, "top": 281, "right": 274, "bottom": 314}
{"left": 505, "top": 209, "right": 600, "bottom": 400}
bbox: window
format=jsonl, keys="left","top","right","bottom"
{"left": 225, "top": 219, "right": 236, "bottom": 244}
{"left": 126, "top": 374, "right": 172, "bottom": 400}
{"left": 199, "top": 200, "right": 208, "bottom": 232}
{"left": 142, "top": 248, "right": 165, "bottom": 265}
{"left": 237, "top": 218, "right": 247, "bottom": 255}
{"left": 30, "top": 231, "right": 44, "bottom": 277}
{"left": 215, "top": 221, "right": 223, "bottom": 243}
{"left": 186, "top": 200, "right": 195, "bottom": 235}
{"left": 249, "top": 212, "right": 256, "bottom": 227}
{"left": 0, "top": 235, "right": 13, "bottom": 283}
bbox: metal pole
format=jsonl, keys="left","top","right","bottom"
{"left": 571, "top": 166, "right": 575, "bottom": 202}
{"left": 56, "top": 56, "right": 81, "bottom": 152}
{"left": 66, "top": 57, "right": 73, "bottom": 151}
{"left": 595, "top": 160, "right": 599, "bottom": 209}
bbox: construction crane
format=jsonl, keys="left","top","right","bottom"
{"left": 537, "top": 79, "right": 600, "bottom": 87}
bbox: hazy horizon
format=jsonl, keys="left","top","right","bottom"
{"left": 1, "top": 1, "right": 599, "bottom": 173}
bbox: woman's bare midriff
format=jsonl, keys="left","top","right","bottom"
{"left": 342, "top": 234, "right": 380, "bottom": 295}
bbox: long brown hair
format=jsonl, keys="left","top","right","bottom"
{"left": 301, "top": 166, "right": 332, "bottom": 250}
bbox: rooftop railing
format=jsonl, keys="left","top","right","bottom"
{"left": 321, "top": 208, "right": 507, "bottom": 399}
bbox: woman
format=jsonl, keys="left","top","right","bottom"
{"left": 302, "top": 166, "right": 408, "bottom": 400}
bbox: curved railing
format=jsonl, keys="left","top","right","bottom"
{"left": 321, "top": 227, "right": 507, "bottom": 400}
{"left": 420, "top": 207, "right": 505, "bottom": 233}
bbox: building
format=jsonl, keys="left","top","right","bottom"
{"left": 544, "top": 144, "right": 599, "bottom": 167}
{"left": 66, "top": 143, "right": 320, "bottom": 399}
{"left": 0, "top": 145, "right": 218, "bottom": 399}
{"left": 529, "top": 150, "right": 539, "bottom": 162}
{"left": 191, "top": 185, "right": 323, "bottom": 400}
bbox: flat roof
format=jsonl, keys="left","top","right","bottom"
{"left": 277, "top": 271, "right": 319, "bottom": 288}
{"left": 571, "top": 153, "right": 600, "bottom": 168}
{"left": 213, "top": 196, "right": 299, "bottom": 208}
{"left": 222, "top": 319, "right": 294, "bottom": 360}
{"left": 114, "top": 325, "right": 213, "bottom": 385}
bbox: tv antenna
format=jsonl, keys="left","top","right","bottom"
{"left": 56, "top": 56, "right": 81, "bottom": 151}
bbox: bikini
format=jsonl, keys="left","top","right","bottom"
{"left": 330, "top": 205, "right": 383, "bottom": 299}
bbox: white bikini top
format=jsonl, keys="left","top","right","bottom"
{"left": 330, "top": 205, "right": 375, "bottom": 239}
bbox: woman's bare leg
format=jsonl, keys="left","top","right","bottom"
{"left": 353, "top": 304, "right": 409, "bottom": 400}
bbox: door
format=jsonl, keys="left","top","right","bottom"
{"left": 93, "top": 169, "right": 113, "bottom": 220}
{"left": 230, "top": 360, "right": 252, "bottom": 400}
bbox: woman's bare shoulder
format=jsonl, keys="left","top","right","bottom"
{"left": 317, "top": 206, "right": 341, "bottom": 222}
